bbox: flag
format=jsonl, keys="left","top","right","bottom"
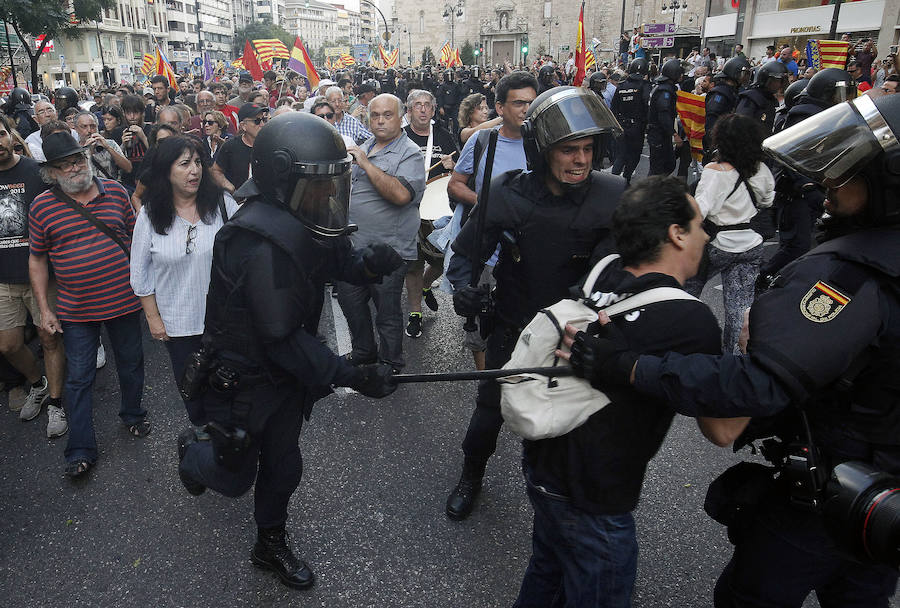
{"left": 333, "top": 56, "right": 345, "bottom": 69}
{"left": 242, "top": 39, "right": 264, "bottom": 81}
{"left": 453, "top": 48, "right": 461, "bottom": 68}
{"left": 141, "top": 53, "right": 155, "bottom": 76}
{"left": 340, "top": 53, "right": 356, "bottom": 66}
{"left": 676, "top": 90, "right": 706, "bottom": 162}
{"left": 253, "top": 38, "right": 291, "bottom": 62}
{"left": 154, "top": 46, "right": 178, "bottom": 88}
{"left": 367, "top": 50, "right": 377, "bottom": 67}
{"left": 203, "top": 51, "right": 214, "bottom": 81}
{"left": 573, "top": 1, "right": 587, "bottom": 86}
{"left": 806, "top": 39, "right": 850, "bottom": 71}
{"left": 586, "top": 48, "right": 596, "bottom": 69}
{"left": 231, "top": 57, "right": 245, "bottom": 69}
{"left": 287, "top": 37, "right": 319, "bottom": 89}
{"left": 439, "top": 41, "right": 452, "bottom": 66}
{"left": 379, "top": 45, "right": 391, "bottom": 68}
{"left": 325, "top": 57, "right": 332, "bottom": 71}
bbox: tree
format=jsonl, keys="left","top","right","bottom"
{"left": 232, "top": 18, "right": 294, "bottom": 58}
{"left": 421, "top": 46, "right": 435, "bottom": 65}
{"left": 0, "top": 0, "right": 115, "bottom": 92}
{"left": 460, "top": 40, "right": 474, "bottom": 66}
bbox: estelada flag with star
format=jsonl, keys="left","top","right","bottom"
{"left": 573, "top": 1, "right": 587, "bottom": 86}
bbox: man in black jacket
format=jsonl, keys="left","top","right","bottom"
{"left": 514, "top": 176, "right": 743, "bottom": 607}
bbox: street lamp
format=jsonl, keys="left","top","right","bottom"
{"left": 661, "top": 0, "right": 686, "bottom": 26}
{"left": 442, "top": 2, "right": 464, "bottom": 49}
{"left": 542, "top": 16, "right": 559, "bottom": 61}
{"left": 360, "top": 0, "right": 391, "bottom": 52}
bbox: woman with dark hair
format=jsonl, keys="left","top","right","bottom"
{"left": 101, "top": 106, "right": 126, "bottom": 144}
{"left": 130, "top": 136, "right": 237, "bottom": 425}
{"left": 684, "top": 113, "right": 775, "bottom": 353}
{"left": 457, "top": 92, "right": 500, "bottom": 144}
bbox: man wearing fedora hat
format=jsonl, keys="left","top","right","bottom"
{"left": 28, "top": 131, "right": 150, "bottom": 479}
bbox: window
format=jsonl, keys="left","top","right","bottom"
{"left": 116, "top": 39, "right": 126, "bottom": 57}
{"left": 419, "top": 10, "right": 424, "bottom": 33}
{"left": 88, "top": 36, "right": 99, "bottom": 58}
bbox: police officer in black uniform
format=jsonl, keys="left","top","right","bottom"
{"left": 588, "top": 71, "right": 608, "bottom": 101}
{"left": 436, "top": 69, "right": 463, "bottom": 135}
{"left": 54, "top": 86, "right": 79, "bottom": 115}
{"left": 461, "top": 66, "right": 487, "bottom": 97}
{"left": 2, "top": 87, "right": 38, "bottom": 138}
{"left": 772, "top": 77, "right": 808, "bottom": 133}
{"left": 444, "top": 87, "right": 626, "bottom": 520}
{"left": 565, "top": 92, "right": 900, "bottom": 607}
{"left": 177, "top": 113, "right": 401, "bottom": 591}
{"left": 704, "top": 56, "right": 751, "bottom": 162}
{"left": 646, "top": 58, "right": 684, "bottom": 177}
{"left": 736, "top": 61, "right": 789, "bottom": 134}
{"left": 611, "top": 58, "right": 651, "bottom": 185}
{"left": 537, "top": 64, "right": 557, "bottom": 94}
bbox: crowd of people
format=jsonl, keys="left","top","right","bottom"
{"left": 1, "top": 30, "right": 898, "bottom": 607}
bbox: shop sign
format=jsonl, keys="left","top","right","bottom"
{"left": 789, "top": 25, "right": 822, "bottom": 33}
{"left": 642, "top": 36, "right": 675, "bottom": 48}
{"left": 643, "top": 23, "right": 676, "bottom": 35}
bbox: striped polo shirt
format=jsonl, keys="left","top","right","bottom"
{"left": 29, "top": 177, "right": 141, "bottom": 322}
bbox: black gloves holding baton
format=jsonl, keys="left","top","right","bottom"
{"left": 556, "top": 312, "right": 639, "bottom": 389}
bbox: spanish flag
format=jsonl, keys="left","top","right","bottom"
{"left": 676, "top": 90, "right": 706, "bottom": 162}
{"left": 287, "top": 37, "right": 319, "bottom": 89}
{"left": 573, "top": 2, "right": 586, "bottom": 86}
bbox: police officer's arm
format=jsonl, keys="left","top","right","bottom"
{"left": 652, "top": 91, "right": 675, "bottom": 136}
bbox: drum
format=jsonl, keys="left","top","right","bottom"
{"left": 417, "top": 173, "right": 453, "bottom": 267}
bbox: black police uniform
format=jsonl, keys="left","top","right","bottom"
{"left": 180, "top": 199, "right": 380, "bottom": 527}
{"left": 646, "top": 80, "right": 678, "bottom": 176}
{"left": 610, "top": 75, "right": 651, "bottom": 182}
{"left": 461, "top": 76, "right": 486, "bottom": 98}
{"left": 436, "top": 77, "right": 463, "bottom": 134}
{"left": 736, "top": 86, "right": 778, "bottom": 134}
{"left": 703, "top": 82, "right": 738, "bottom": 160}
{"left": 446, "top": 169, "right": 623, "bottom": 474}
{"left": 632, "top": 227, "right": 900, "bottom": 606}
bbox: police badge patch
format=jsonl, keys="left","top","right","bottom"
{"left": 800, "top": 281, "right": 850, "bottom": 323}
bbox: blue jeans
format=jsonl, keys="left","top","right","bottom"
{"left": 514, "top": 470, "right": 638, "bottom": 608}
{"left": 336, "top": 261, "right": 409, "bottom": 370}
{"left": 61, "top": 311, "right": 146, "bottom": 464}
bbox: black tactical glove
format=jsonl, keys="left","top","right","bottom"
{"left": 568, "top": 321, "right": 638, "bottom": 389}
{"left": 452, "top": 284, "right": 491, "bottom": 318}
{"left": 347, "top": 363, "right": 397, "bottom": 398}
{"left": 363, "top": 244, "right": 403, "bottom": 277}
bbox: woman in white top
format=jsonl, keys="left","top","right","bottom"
{"left": 685, "top": 114, "right": 775, "bottom": 353}
{"left": 131, "top": 136, "right": 238, "bottom": 424}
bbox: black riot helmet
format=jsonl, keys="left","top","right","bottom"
{"left": 628, "top": 57, "right": 648, "bottom": 76}
{"left": 805, "top": 68, "right": 857, "bottom": 107}
{"left": 521, "top": 86, "right": 623, "bottom": 177}
{"left": 783, "top": 78, "right": 808, "bottom": 110}
{"left": 719, "top": 56, "right": 752, "bottom": 86}
{"left": 763, "top": 93, "right": 900, "bottom": 226}
{"left": 471, "top": 66, "right": 481, "bottom": 79}
{"left": 754, "top": 61, "right": 790, "bottom": 93}
{"left": 8, "top": 87, "right": 32, "bottom": 110}
{"left": 539, "top": 64, "right": 556, "bottom": 84}
{"left": 657, "top": 58, "right": 684, "bottom": 84}
{"left": 236, "top": 112, "right": 355, "bottom": 238}
{"left": 443, "top": 69, "right": 454, "bottom": 83}
{"left": 588, "top": 71, "right": 608, "bottom": 95}
{"left": 54, "top": 87, "right": 78, "bottom": 113}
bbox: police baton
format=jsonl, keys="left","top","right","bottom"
{"left": 391, "top": 366, "right": 574, "bottom": 383}
{"left": 463, "top": 127, "right": 500, "bottom": 333}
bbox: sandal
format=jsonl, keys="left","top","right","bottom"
{"left": 65, "top": 460, "right": 92, "bottom": 478}
{"left": 127, "top": 420, "right": 152, "bottom": 438}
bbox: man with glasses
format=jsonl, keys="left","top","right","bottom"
{"left": 188, "top": 90, "right": 216, "bottom": 133}
{"left": 29, "top": 131, "right": 150, "bottom": 479}
{"left": 211, "top": 103, "right": 267, "bottom": 194}
{"left": 25, "top": 100, "right": 72, "bottom": 161}
{"left": 325, "top": 86, "right": 372, "bottom": 145}
{"left": 73, "top": 111, "right": 132, "bottom": 183}
{"left": 402, "top": 89, "right": 458, "bottom": 339}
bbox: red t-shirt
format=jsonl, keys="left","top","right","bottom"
{"left": 28, "top": 178, "right": 141, "bottom": 322}
{"left": 858, "top": 81, "right": 872, "bottom": 94}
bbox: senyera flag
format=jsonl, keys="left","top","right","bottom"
{"left": 676, "top": 90, "right": 706, "bottom": 162}
{"left": 439, "top": 41, "right": 452, "bottom": 65}
{"left": 141, "top": 53, "right": 155, "bottom": 76}
{"left": 573, "top": 1, "right": 587, "bottom": 86}
{"left": 287, "top": 37, "right": 319, "bottom": 89}
{"left": 154, "top": 46, "right": 178, "bottom": 87}
{"left": 340, "top": 53, "right": 356, "bottom": 66}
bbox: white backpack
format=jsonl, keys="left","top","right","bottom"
{"left": 498, "top": 254, "right": 699, "bottom": 440}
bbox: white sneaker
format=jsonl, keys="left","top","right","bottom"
{"left": 96, "top": 341, "right": 106, "bottom": 369}
{"left": 46, "top": 404, "right": 68, "bottom": 437}
{"left": 19, "top": 376, "right": 49, "bottom": 421}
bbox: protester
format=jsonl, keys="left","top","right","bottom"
{"left": 458, "top": 93, "right": 500, "bottom": 144}
{"left": 326, "top": 86, "right": 372, "bottom": 145}
{"left": 101, "top": 105, "right": 126, "bottom": 144}
{"left": 74, "top": 111, "right": 132, "bottom": 183}
{"left": 211, "top": 103, "right": 267, "bottom": 193}
{"left": 201, "top": 110, "right": 229, "bottom": 159}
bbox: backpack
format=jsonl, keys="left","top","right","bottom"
{"left": 499, "top": 254, "right": 700, "bottom": 440}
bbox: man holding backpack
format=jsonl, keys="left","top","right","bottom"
{"left": 444, "top": 86, "right": 626, "bottom": 521}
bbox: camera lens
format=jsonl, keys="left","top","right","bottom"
{"left": 94, "top": 145, "right": 105, "bottom": 154}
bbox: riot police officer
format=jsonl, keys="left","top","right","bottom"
{"left": 736, "top": 61, "right": 789, "bottom": 134}
{"left": 537, "top": 64, "right": 557, "bottom": 94}
{"left": 646, "top": 58, "right": 683, "bottom": 176}
{"left": 611, "top": 58, "right": 651, "bottom": 185}
{"left": 461, "top": 66, "right": 487, "bottom": 97}
{"left": 436, "top": 69, "right": 463, "bottom": 134}
{"left": 772, "top": 77, "right": 808, "bottom": 133}
{"left": 54, "top": 86, "right": 79, "bottom": 115}
{"left": 704, "top": 56, "right": 751, "bottom": 162}
{"left": 177, "top": 113, "right": 401, "bottom": 590}
{"left": 588, "top": 71, "right": 609, "bottom": 102}
{"left": 444, "top": 87, "right": 626, "bottom": 520}
{"left": 759, "top": 68, "right": 856, "bottom": 283}
{"left": 2, "top": 87, "right": 38, "bottom": 137}
{"left": 566, "top": 92, "right": 900, "bottom": 607}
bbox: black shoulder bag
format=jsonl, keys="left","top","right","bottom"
{"left": 51, "top": 187, "right": 131, "bottom": 259}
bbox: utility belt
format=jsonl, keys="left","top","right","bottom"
{"left": 180, "top": 347, "right": 274, "bottom": 403}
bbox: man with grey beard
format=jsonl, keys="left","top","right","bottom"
{"left": 28, "top": 131, "right": 149, "bottom": 479}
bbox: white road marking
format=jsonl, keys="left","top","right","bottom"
{"left": 329, "top": 285, "right": 356, "bottom": 394}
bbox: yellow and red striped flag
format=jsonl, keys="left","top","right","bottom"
{"left": 253, "top": 38, "right": 290, "bottom": 63}
{"left": 339, "top": 52, "right": 356, "bottom": 66}
{"left": 154, "top": 46, "right": 178, "bottom": 88}
{"left": 806, "top": 39, "right": 850, "bottom": 70}
{"left": 676, "top": 90, "right": 706, "bottom": 162}
{"left": 231, "top": 56, "right": 245, "bottom": 69}
{"left": 141, "top": 53, "right": 155, "bottom": 76}
{"left": 439, "top": 41, "right": 452, "bottom": 65}
{"left": 379, "top": 45, "right": 398, "bottom": 68}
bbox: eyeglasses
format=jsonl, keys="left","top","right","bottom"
{"left": 249, "top": 115, "right": 268, "bottom": 125}
{"left": 316, "top": 112, "right": 335, "bottom": 120}
{"left": 50, "top": 155, "right": 87, "bottom": 171}
{"left": 202, "top": 120, "right": 217, "bottom": 126}
{"left": 412, "top": 102, "right": 433, "bottom": 110}
{"left": 504, "top": 99, "right": 534, "bottom": 109}
{"left": 185, "top": 225, "right": 197, "bottom": 254}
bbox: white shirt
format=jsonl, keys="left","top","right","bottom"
{"left": 695, "top": 163, "right": 775, "bottom": 253}
{"left": 26, "top": 128, "right": 82, "bottom": 162}
{"left": 130, "top": 194, "right": 240, "bottom": 336}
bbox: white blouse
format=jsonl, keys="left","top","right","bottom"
{"left": 695, "top": 163, "right": 775, "bottom": 254}
{"left": 130, "top": 194, "right": 240, "bottom": 337}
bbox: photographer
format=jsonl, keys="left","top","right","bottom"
{"left": 73, "top": 111, "right": 132, "bottom": 182}
{"left": 567, "top": 92, "right": 900, "bottom": 605}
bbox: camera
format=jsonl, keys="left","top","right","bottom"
{"left": 94, "top": 145, "right": 105, "bottom": 154}
{"left": 823, "top": 461, "right": 900, "bottom": 567}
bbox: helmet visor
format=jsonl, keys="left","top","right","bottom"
{"left": 532, "top": 90, "right": 623, "bottom": 150}
{"left": 763, "top": 95, "right": 894, "bottom": 188}
{"left": 832, "top": 80, "right": 857, "bottom": 105}
{"left": 287, "top": 171, "right": 352, "bottom": 237}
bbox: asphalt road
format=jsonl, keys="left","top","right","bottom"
{"left": 2, "top": 155, "right": 896, "bottom": 608}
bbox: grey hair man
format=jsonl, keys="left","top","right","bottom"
{"left": 326, "top": 85, "right": 372, "bottom": 145}
{"left": 73, "top": 111, "right": 132, "bottom": 182}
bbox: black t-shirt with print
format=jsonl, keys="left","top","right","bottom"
{"left": 403, "top": 124, "right": 460, "bottom": 181}
{"left": 214, "top": 136, "right": 252, "bottom": 190}
{"left": 0, "top": 156, "right": 48, "bottom": 284}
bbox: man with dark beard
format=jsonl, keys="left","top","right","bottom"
{"left": 29, "top": 132, "right": 150, "bottom": 479}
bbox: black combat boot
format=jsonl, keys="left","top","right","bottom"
{"left": 445, "top": 458, "right": 486, "bottom": 521}
{"left": 177, "top": 429, "right": 205, "bottom": 496}
{"left": 251, "top": 525, "right": 315, "bottom": 590}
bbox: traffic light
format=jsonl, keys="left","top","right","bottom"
{"left": 521, "top": 38, "right": 528, "bottom": 54}
{"left": 474, "top": 48, "right": 480, "bottom": 56}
